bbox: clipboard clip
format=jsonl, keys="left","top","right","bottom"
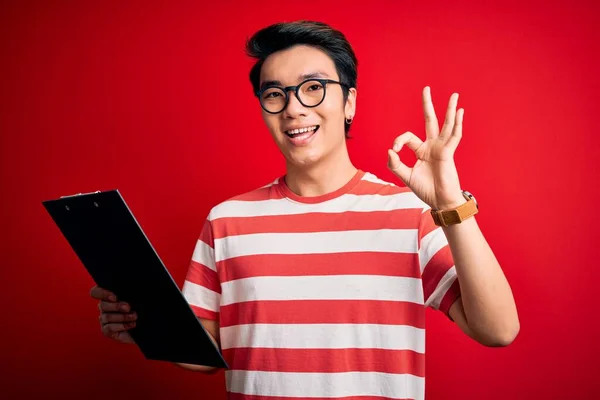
{"left": 60, "top": 190, "right": 102, "bottom": 199}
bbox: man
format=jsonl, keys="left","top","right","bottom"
{"left": 91, "top": 20, "right": 519, "bottom": 399}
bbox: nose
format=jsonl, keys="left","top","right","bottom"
{"left": 282, "top": 91, "right": 308, "bottom": 119}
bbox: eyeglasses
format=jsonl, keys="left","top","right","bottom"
{"left": 256, "top": 78, "right": 350, "bottom": 114}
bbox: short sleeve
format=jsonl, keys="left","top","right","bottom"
{"left": 181, "top": 217, "right": 221, "bottom": 321}
{"left": 417, "top": 207, "right": 461, "bottom": 316}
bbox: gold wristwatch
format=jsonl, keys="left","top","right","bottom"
{"left": 430, "top": 190, "right": 479, "bottom": 227}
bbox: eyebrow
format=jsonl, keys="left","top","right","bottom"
{"left": 259, "top": 71, "right": 332, "bottom": 90}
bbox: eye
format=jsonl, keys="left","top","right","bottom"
{"left": 262, "top": 88, "right": 284, "bottom": 100}
{"left": 307, "top": 84, "right": 323, "bottom": 91}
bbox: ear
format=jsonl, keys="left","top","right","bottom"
{"left": 344, "top": 87, "right": 357, "bottom": 119}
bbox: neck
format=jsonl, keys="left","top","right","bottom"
{"left": 284, "top": 143, "right": 358, "bottom": 197}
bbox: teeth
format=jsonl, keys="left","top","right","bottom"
{"left": 287, "top": 125, "right": 317, "bottom": 135}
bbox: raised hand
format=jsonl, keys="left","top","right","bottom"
{"left": 387, "top": 86, "right": 467, "bottom": 210}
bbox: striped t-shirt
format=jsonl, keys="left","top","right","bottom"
{"left": 182, "top": 169, "right": 461, "bottom": 400}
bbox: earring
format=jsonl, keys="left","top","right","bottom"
{"left": 345, "top": 116, "right": 353, "bottom": 124}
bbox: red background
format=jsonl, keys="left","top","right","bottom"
{"left": 2, "top": 0, "right": 599, "bottom": 398}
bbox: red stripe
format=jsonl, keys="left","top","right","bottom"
{"left": 184, "top": 260, "right": 220, "bottom": 293}
{"left": 439, "top": 279, "right": 462, "bottom": 315}
{"left": 220, "top": 299, "right": 425, "bottom": 328}
{"left": 228, "top": 184, "right": 284, "bottom": 201}
{"left": 226, "top": 175, "right": 409, "bottom": 206}
{"left": 421, "top": 245, "right": 453, "bottom": 302}
{"left": 199, "top": 219, "right": 214, "bottom": 245}
{"left": 276, "top": 170, "right": 367, "bottom": 203}
{"left": 222, "top": 348, "right": 424, "bottom": 376}
{"left": 220, "top": 252, "right": 420, "bottom": 282}
{"left": 189, "top": 304, "right": 218, "bottom": 320}
{"left": 228, "top": 395, "right": 413, "bottom": 400}
{"left": 418, "top": 210, "right": 439, "bottom": 244}
{"left": 352, "top": 179, "right": 410, "bottom": 196}
{"left": 212, "top": 208, "right": 422, "bottom": 238}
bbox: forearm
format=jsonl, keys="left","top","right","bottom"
{"left": 174, "top": 362, "right": 220, "bottom": 373}
{"left": 442, "top": 216, "right": 519, "bottom": 345}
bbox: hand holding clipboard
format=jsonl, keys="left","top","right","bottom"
{"left": 42, "top": 190, "right": 228, "bottom": 369}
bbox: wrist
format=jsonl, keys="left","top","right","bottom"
{"left": 433, "top": 197, "right": 467, "bottom": 211}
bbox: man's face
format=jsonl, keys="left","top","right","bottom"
{"left": 258, "top": 45, "right": 356, "bottom": 168}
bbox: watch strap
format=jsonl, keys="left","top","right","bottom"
{"left": 430, "top": 195, "right": 479, "bottom": 227}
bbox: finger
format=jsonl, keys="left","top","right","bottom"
{"left": 422, "top": 86, "right": 439, "bottom": 138}
{"left": 447, "top": 108, "right": 464, "bottom": 150}
{"left": 102, "top": 322, "right": 137, "bottom": 337}
{"left": 392, "top": 131, "right": 423, "bottom": 153}
{"left": 387, "top": 149, "right": 411, "bottom": 186}
{"left": 90, "top": 286, "right": 117, "bottom": 302}
{"left": 440, "top": 93, "right": 459, "bottom": 139}
{"left": 98, "top": 301, "right": 131, "bottom": 313}
{"left": 100, "top": 312, "right": 137, "bottom": 325}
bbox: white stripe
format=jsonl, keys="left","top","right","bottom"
{"left": 258, "top": 179, "right": 278, "bottom": 189}
{"left": 419, "top": 227, "right": 448, "bottom": 273}
{"left": 221, "top": 323, "right": 425, "bottom": 353}
{"left": 191, "top": 240, "right": 216, "bottom": 272}
{"left": 425, "top": 265, "right": 457, "bottom": 309}
{"left": 225, "top": 370, "right": 425, "bottom": 399}
{"left": 221, "top": 275, "right": 424, "bottom": 306}
{"left": 362, "top": 172, "right": 397, "bottom": 186}
{"left": 181, "top": 280, "right": 220, "bottom": 312}
{"left": 214, "top": 229, "right": 418, "bottom": 261}
{"left": 209, "top": 192, "right": 427, "bottom": 220}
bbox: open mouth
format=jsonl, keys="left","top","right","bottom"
{"left": 285, "top": 125, "right": 320, "bottom": 139}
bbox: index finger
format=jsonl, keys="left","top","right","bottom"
{"left": 90, "top": 286, "right": 117, "bottom": 302}
{"left": 422, "top": 86, "right": 439, "bottom": 139}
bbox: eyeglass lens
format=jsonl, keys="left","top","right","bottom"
{"left": 260, "top": 80, "right": 325, "bottom": 113}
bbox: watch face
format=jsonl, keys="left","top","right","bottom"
{"left": 462, "top": 190, "right": 478, "bottom": 208}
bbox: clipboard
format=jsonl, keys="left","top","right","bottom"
{"left": 42, "top": 190, "right": 228, "bottom": 369}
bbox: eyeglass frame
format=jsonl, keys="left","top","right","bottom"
{"left": 255, "top": 78, "right": 351, "bottom": 114}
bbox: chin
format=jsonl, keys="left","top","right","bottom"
{"left": 272, "top": 127, "right": 334, "bottom": 168}
{"left": 287, "top": 150, "right": 323, "bottom": 167}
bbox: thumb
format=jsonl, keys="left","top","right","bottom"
{"left": 387, "top": 149, "right": 410, "bottom": 185}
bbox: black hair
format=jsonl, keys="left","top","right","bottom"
{"left": 246, "top": 20, "right": 358, "bottom": 138}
